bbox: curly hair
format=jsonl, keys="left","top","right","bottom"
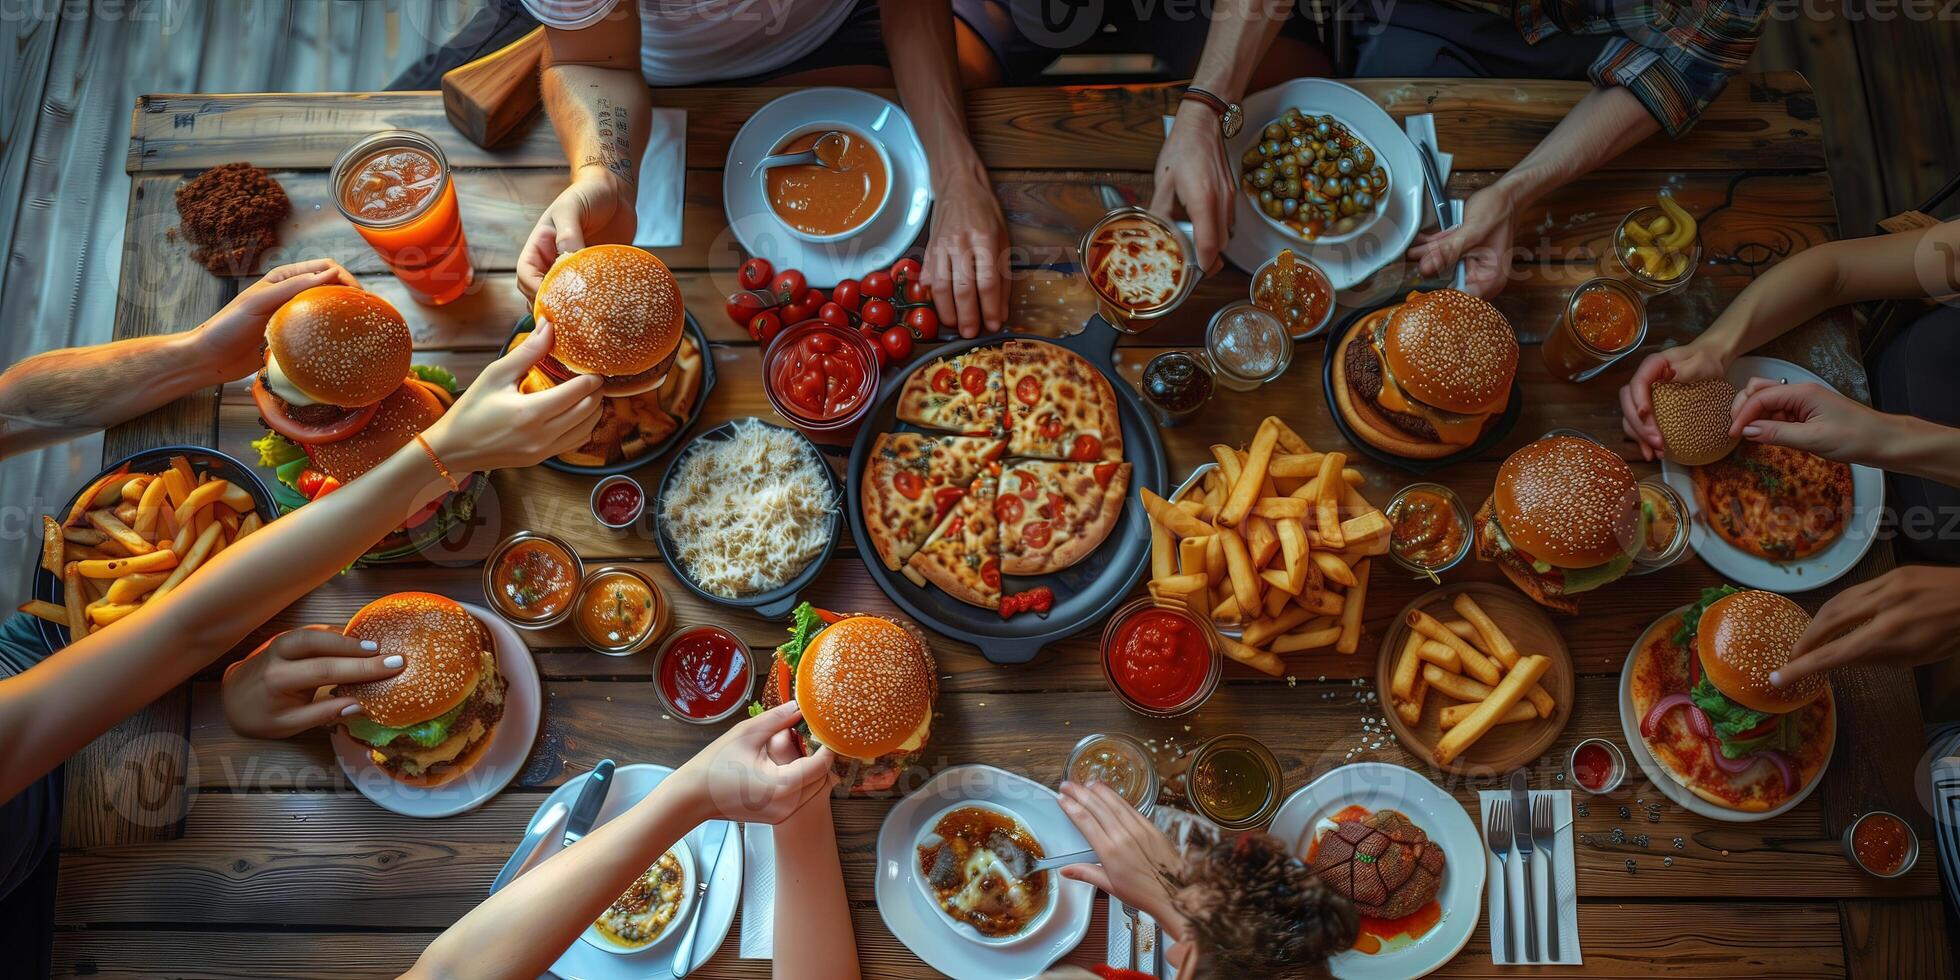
{"left": 1166, "top": 830, "right": 1358, "bottom": 978}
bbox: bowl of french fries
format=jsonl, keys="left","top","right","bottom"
{"left": 1376, "top": 583, "right": 1575, "bottom": 776}
{"left": 24, "top": 447, "right": 277, "bottom": 650}
{"left": 1143, "top": 416, "right": 1393, "bottom": 679}
{"left": 507, "top": 312, "right": 715, "bottom": 474}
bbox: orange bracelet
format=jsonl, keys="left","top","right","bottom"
{"left": 414, "top": 433, "right": 461, "bottom": 491}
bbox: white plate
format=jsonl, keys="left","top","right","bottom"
{"left": 578, "top": 836, "right": 698, "bottom": 955}
{"left": 1616, "top": 606, "right": 1834, "bottom": 823}
{"left": 1659, "top": 355, "right": 1885, "bottom": 593}
{"left": 876, "top": 765, "right": 1095, "bottom": 979}
{"left": 1223, "top": 79, "right": 1423, "bottom": 290}
{"left": 1268, "top": 763, "right": 1483, "bottom": 980}
{"left": 723, "top": 87, "right": 932, "bottom": 287}
{"left": 331, "top": 603, "right": 540, "bottom": 819}
{"left": 534, "top": 764, "right": 744, "bottom": 978}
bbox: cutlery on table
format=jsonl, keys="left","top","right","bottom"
{"left": 489, "top": 801, "right": 568, "bottom": 894}
{"left": 1000, "top": 846, "right": 1096, "bottom": 878}
{"left": 1484, "top": 799, "right": 1510, "bottom": 963}
{"left": 1415, "top": 138, "right": 1452, "bottom": 234}
{"left": 1510, "top": 770, "right": 1538, "bottom": 963}
{"left": 673, "top": 819, "right": 741, "bottom": 978}
{"left": 1533, "top": 793, "right": 1561, "bottom": 962}
{"left": 561, "top": 759, "right": 614, "bottom": 848}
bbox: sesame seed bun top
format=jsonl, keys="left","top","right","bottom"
{"left": 266, "top": 286, "right": 413, "bottom": 407}
{"left": 796, "top": 615, "right": 936, "bottom": 762}
{"left": 1697, "top": 590, "right": 1826, "bottom": 714}
{"left": 1382, "top": 289, "right": 1519, "bottom": 414}
{"left": 534, "top": 244, "right": 683, "bottom": 385}
{"left": 1493, "top": 436, "right": 1641, "bottom": 569}
{"left": 304, "top": 379, "right": 446, "bottom": 483}
{"left": 1652, "top": 378, "right": 1740, "bottom": 466}
{"left": 335, "top": 592, "right": 489, "bottom": 728}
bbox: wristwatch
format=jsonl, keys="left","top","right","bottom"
{"left": 1182, "top": 86, "right": 1243, "bottom": 140}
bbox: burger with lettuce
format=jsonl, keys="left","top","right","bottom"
{"left": 334, "top": 592, "right": 507, "bottom": 787}
{"left": 1473, "top": 435, "right": 1646, "bottom": 613}
{"left": 755, "top": 603, "right": 937, "bottom": 794}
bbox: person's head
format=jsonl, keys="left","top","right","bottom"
{"left": 1169, "top": 830, "right": 1358, "bottom": 979}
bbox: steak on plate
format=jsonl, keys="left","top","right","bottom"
{"left": 1311, "top": 809, "right": 1446, "bottom": 920}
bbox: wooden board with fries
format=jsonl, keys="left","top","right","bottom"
{"left": 20, "top": 454, "right": 268, "bottom": 645}
{"left": 510, "top": 319, "right": 713, "bottom": 471}
{"left": 1145, "top": 416, "right": 1391, "bottom": 678}
{"left": 1374, "top": 582, "right": 1574, "bottom": 775}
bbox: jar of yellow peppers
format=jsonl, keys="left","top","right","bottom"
{"left": 1604, "top": 190, "right": 1701, "bottom": 295}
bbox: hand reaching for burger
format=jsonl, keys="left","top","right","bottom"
{"left": 221, "top": 626, "right": 404, "bottom": 739}
{"left": 670, "top": 700, "right": 838, "bottom": 826}
{"left": 1057, "top": 781, "right": 1194, "bottom": 947}
{"left": 516, "top": 172, "right": 637, "bottom": 299}
{"left": 420, "top": 323, "right": 606, "bottom": 473}
{"left": 192, "top": 259, "right": 361, "bottom": 383}
{"left": 1775, "top": 566, "right": 1960, "bottom": 686}
{"left": 1619, "top": 342, "right": 1730, "bottom": 461}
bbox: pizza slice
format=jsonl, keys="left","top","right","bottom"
{"left": 905, "top": 468, "right": 1002, "bottom": 610}
{"left": 861, "top": 433, "right": 1005, "bottom": 570}
{"left": 896, "top": 345, "right": 1006, "bottom": 435}
{"left": 998, "top": 459, "right": 1133, "bottom": 575}
{"left": 1004, "top": 339, "right": 1123, "bottom": 461}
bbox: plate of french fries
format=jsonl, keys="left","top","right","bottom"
{"left": 1376, "top": 583, "right": 1574, "bottom": 775}
{"left": 23, "top": 447, "right": 277, "bottom": 650}
{"left": 507, "top": 312, "right": 715, "bottom": 474}
{"left": 1143, "top": 416, "right": 1392, "bottom": 678}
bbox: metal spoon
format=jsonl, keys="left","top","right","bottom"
{"left": 750, "top": 130, "right": 851, "bottom": 176}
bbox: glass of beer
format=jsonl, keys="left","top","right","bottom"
{"left": 333, "top": 130, "right": 474, "bottom": 305}
{"left": 1078, "top": 206, "right": 1200, "bottom": 334}
{"left": 1542, "top": 277, "right": 1646, "bottom": 383}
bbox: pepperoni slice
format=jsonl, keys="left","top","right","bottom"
{"left": 996, "top": 494, "right": 1024, "bottom": 525}
{"left": 960, "top": 366, "right": 988, "bottom": 397}
{"left": 944, "top": 516, "right": 965, "bottom": 537}
{"left": 1039, "top": 414, "right": 1064, "bottom": 440}
{"left": 932, "top": 486, "right": 965, "bottom": 521}
{"left": 1022, "top": 520, "right": 1053, "bottom": 549}
{"left": 1093, "top": 461, "right": 1119, "bottom": 487}
{"left": 1068, "top": 434, "right": 1103, "bottom": 461}
{"left": 980, "top": 558, "right": 1001, "bottom": 589}
{"left": 1014, "top": 471, "right": 1040, "bottom": 500}
{"left": 931, "top": 367, "right": 956, "bottom": 394}
{"left": 892, "top": 469, "right": 924, "bottom": 500}
{"left": 1015, "top": 375, "right": 1041, "bottom": 407}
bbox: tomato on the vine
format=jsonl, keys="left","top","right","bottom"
{"left": 782, "top": 287, "right": 826, "bottom": 324}
{"left": 831, "top": 278, "right": 862, "bottom": 313}
{"left": 816, "top": 302, "right": 849, "bottom": 327}
{"left": 860, "top": 298, "right": 896, "bottom": 329}
{"left": 738, "top": 257, "right": 773, "bottom": 291}
{"left": 725, "top": 290, "right": 767, "bottom": 328}
{"left": 879, "top": 326, "right": 915, "bottom": 362}
{"left": 748, "top": 309, "right": 783, "bottom": 344}
{"left": 891, "top": 258, "right": 922, "bottom": 285}
{"left": 905, "top": 306, "right": 940, "bottom": 340}
{"left": 861, "top": 270, "right": 895, "bottom": 299}
{"left": 867, "top": 339, "right": 891, "bottom": 368}
{"left": 770, "top": 269, "right": 808, "bottom": 305}
{"left": 903, "top": 279, "right": 931, "bottom": 305}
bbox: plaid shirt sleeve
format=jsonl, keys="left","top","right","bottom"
{"left": 1588, "top": 0, "right": 1768, "bottom": 137}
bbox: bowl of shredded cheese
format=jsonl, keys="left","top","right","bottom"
{"left": 655, "top": 418, "right": 841, "bottom": 620}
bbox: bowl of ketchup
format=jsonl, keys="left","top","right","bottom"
{"left": 1099, "top": 597, "right": 1222, "bottom": 718}
{"left": 763, "top": 320, "right": 879, "bottom": 434}
{"left": 654, "top": 625, "right": 754, "bottom": 725}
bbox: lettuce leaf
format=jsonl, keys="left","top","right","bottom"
{"left": 1689, "top": 674, "right": 1788, "bottom": 758}
{"left": 410, "top": 364, "right": 459, "bottom": 395}
{"left": 252, "top": 431, "right": 306, "bottom": 469}
{"left": 1671, "top": 584, "right": 1741, "bottom": 648}
{"left": 778, "top": 603, "right": 828, "bottom": 674}
{"left": 346, "top": 695, "right": 469, "bottom": 749}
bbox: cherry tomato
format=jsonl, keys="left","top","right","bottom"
{"left": 296, "top": 469, "right": 327, "bottom": 497}
{"left": 960, "top": 366, "right": 989, "bottom": 397}
{"left": 1023, "top": 521, "right": 1053, "bottom": 549}
{"left": 861, "top": 270, "right": 895, "bottom": 299}
{"left": 980, "top": 558, "right": 1001, "bottom": 590}
{"left": 903, "top": 279, "right": 931, "bottom": 305}
{"left": 860, "top": 298, "right": 896, "bottom": 328}
{"left": 932, "top": 486, "right": 965, "bottom": 521}
{"left": 770, "top": 269, "right": 808, "bottom": 306}
{"left": 996, "top": 495, "right": 1025, "bottom": 525}
{"left": 832, "top": 278, "right": 862, "bottom": 313}
{"left": 891, "top": 258, "right": 923, "bottom": 285}
{"left": 738, "top": 257, "right": 774, "bottom": 291}
{"left": 748, "top": 309, "right": 783, "bottom": 344}
{"left": 817, "top": 302, "right": 849, "bottom": 327}
{"left": 905, "top": 306, "right": 939, "bottom": 340}
{"left": 1093, "top": 461, "right": 1120, "bottom": 487}
{"left": 311, "top": 475, "right": 343, "bottom": 499}
{"left": 869, "top": 341, "right": 890, "bottom": 369}
{"left": 879, "top": 326, "right": 914, "bottom": 362}
{"left": 1039, "top": 413, "right": 1064, "bottom": 440}
{"left": 1068, "top": 434, "right": 1104, "bottom": 460}
{"left": 1013, "top": 471, "right": 1039, "bottom": 499}
{"left": 892, "top": 470, "right": 924, "bottom": 500}
{"left": 930, "top": 367, "right": 957, "bottom": 394}
{"left": 1016, "top": 375, "right": 1042, "bottom": 406}
{"left": 725, "top": 290, "right": 768, "bottom": 328}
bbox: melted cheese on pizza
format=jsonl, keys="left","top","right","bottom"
{"left": 1692, "top": 442, "right": 1851, "bottom": 561}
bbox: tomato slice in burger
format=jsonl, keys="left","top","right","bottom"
{"left": 251, "top": 377, "right": 378, "bottom": 445}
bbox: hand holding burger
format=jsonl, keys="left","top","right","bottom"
{"left": 222, "top": 626, "right": 404, "bottom": 739}
{"left": 1619, "top": 342, "right": 1730, "bottom": 460}
{"left": 420, "top": 322, "right": 606, "bottom": 474}
{"left": 192, "top": 258, "right": 361, "bottom": 383}
{"left": 669, "top": 700, "right": 841, "bottom": 826}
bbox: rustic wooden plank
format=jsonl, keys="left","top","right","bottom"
{"left": 1848, "top": 18, "right": 1960, "bottom": 232}
{"left": 1749, "top": 16, "right": 1884, "bottom": 236}
{"left": 1841, "top": 898, "right": 1953, "bottom": 980}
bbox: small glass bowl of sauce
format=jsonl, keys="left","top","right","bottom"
{"left": 575, "top": 565, "right": 670, "bottom": 656}
{"left": 653, "top": 625, "right": 753, "bottom": 725}
{"left": 1567, "top": 737, "right": 1626, "bottom": 795}
{"left": 1099, "top": 597, "right": 1223, "bottom": 718}
{"left": 1844, "top": 811, "right": 1918, "bottom": 878}
{"left": 1385, "top": 483, "right": 1471, "bottom": 577}
{"left": 483, "top": 532, "right": 583, "bottom": 629}
{"left": 1064, "top": 732, "right": 1160, "bottom": 815}
{"left": 591, "top": 475, "right": 645, "bottom": 530}
{"left": 1250, "top": 248, "right": 1335, "bottom": 339}
{"left": 1182, "top": 733, "right": 1284, "bottom": 831}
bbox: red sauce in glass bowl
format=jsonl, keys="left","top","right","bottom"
{"left": 656, "top": 626, "right": 752, "bottom": 723}
{"left": 1572, "top": 742, "right": 1615, "bottom": 791}
{"left": 764, "top": 321, "right": 877, "bottom": 431}
{"left": 593, "top": 479, "right": 643, "bottom": 527}
{"left": 1102, "top": 604, "right": 1218, "bottom": 714}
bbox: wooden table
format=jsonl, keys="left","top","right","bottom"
{"left": 51, "top": 76, "right": 1949, "bottom": 977}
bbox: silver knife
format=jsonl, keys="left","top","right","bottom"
{"left": 673, "top": 819, "right": 738, "bottom": 978}
{"left": 562, "top": 759, "right": 615, "bottom": 847}
{"left": 1509, "top": 770, "right": 1537, "bottom": 964}
{"left": 1416, "top": 139, "right": 1452, "bottom": 233}
{"left": 489, "top": 801, "right": 568, "bottom": 894}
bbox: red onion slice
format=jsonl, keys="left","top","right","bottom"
{"left": 1640, "top": 694, "right": 1708, "bottom": 738}
{"left": 1705, "top": 741, "right": 1761, "bottom": 774}
{"left": 1762, "top": 750, "right": 1800, "bottom": 795}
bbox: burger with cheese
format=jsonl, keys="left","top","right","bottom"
{"left": 333, "top": 592, "right": 508, "bottom": 787}
{"left": 757, "top": 603, "right": 937, "bottom": 794}
{"left": 532, "top": 244, "right": 685, "bottom": 396}
{"left": 1474, "top": 436, "right": 1646, "bottom": 613}
{"left": 1332, "top": 289, "right": 1519, "bottom": 459}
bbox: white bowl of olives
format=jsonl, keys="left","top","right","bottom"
{"left": 1238, "top": 107, "right": 1391, "bottom": 246}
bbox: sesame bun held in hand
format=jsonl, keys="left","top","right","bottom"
{"left": 1332, "top": 289, "right": 1519, "bottom": 460}
{"left": 758, "top": 604, "right": 937, "bottom": 795}
{"left": 1651, "top": 378, "right": 1739, "bottom": 465}
{"left": 333, "top": 592, "right": 507, "bottom": 788}
{"left": 1473, "top": 436, "right": 1645, "bottom": 613}
{"left": 532, "top": 244, "right": 684, "bottom": 396}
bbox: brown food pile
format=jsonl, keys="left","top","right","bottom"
{"left": 175, "top": 162, "right": 290, "bottom": 275}
{"left": 1311, "top": 809, "right": 1447, "bottom": 919}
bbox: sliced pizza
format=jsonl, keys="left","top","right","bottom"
{"left": 1691, "top": 441, "right": 1851, "bottom": 561}
{"left": 997, "top": 459, "right": 1132, "bottom": 575}
{"left": 1003, "top": 339, "right": 1123, "bottom": 461}
{"left": 896, "top": 345, "right": 1006, "bottom": 436}
{"left": 906, "top": 469, "right": 1002, "bottom": 610}
{"left": 861, "top": 433, "right": 1005, "bottom": 570}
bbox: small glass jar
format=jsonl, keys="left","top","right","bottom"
{"left": 1542, "top": 277, "right": 1647, "bottom": 383}
{"left": 1630, "top": 478, "right": 1692, "bottom": 574}
{"left": 1079, "top": 206, "right": 1202, "bottom": 334}
{"left": 1065, "top": 732, "right": 1160, "bottom": 815}
{"left": 1843, "top": 811, "right": 1920, "bottom": 878}
{"left": 1100, "top": 596, "right": 1224, "bottom": 719}
{"left": 590, "top": 474, "right": 645, "bottom": 530}
{"left": 652, "top": 625, "right": 754, "bottom": 725}
{"left": 1138, "top": 351, "right": 1215, "bottom": 427}
{"left": 574, "top": 565, "right": 670, "bottom": 656}
{"left": 761, "top": 320, "right": 880, "bottom": 435}
{"left": 481, "top": 531, "right": 583, "bottom": 630}
{"left": 1384, "top": 482, "right": 1472, "bottom": 578}
{"left": 1181, "top": 734, "right": 1284, "bottom": 831}
{"left": 1205, "top": 302, "right": 1293, "bottom": 392}
{"left": 1602, "top": 206, "right": 1701, "bottom": 295}
{"left": 1566, "top": 737, "right": 1627, "bottom": 795}
{"left": 1250, "top": 249, "right": 1336, "bottom": 340}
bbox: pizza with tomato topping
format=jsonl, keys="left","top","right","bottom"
{"left": 1691, "top": 442, "right": 1851, "bottom": 561}
{"left": 1004, "top": 339, "right": 1123, "bottom": 461}
{"left": 896, "top": 346, "right": 1005, "bottom": 436}
{"left": 906, "top": 471, "right": 1002, "bottom": 609}
{"left": 861, "top": 433, "right": 1005, "bottom": 571}
{"left": 996, "top": 460, "right": 1132, "bottom": 574}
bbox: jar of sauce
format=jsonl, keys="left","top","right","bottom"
{"left": 654, "top": 625, "right": 753, "bottom": 724}
{"left": 1385, "top": 483, "right": 1471, "bottom": 577}
{"left": 574, "top": 565, "right": 670, "bottom": 655}
{"left": 1250, "top": 248, "right": 1335, "bottom": 339}
{"left": 1064, "top": 732, "right": 1160, "bottom": 814}
{"left": 1100, "top": 597, "right": 1222, "bottom": 718}
{"left": 483, "top": 532, "right": 583, "bottom": 629}
{"left": 591, "top": 474, "right": 645, "bottom": 529}
{"left": 1542, "top": 277, "right": 1647, "bottom": 383}
{"left": 1566, "top": 738, "right": 1626, "bottom": 795}
{"left": 1844, "top": 811, "right": 1918, "bottom": 878}
{"left": 1139, "top": 351, "right": 1214, "bottom": 427}
{"left": 762, "top": 320, "right": 879, "bottom": 435}
{"left": 1631, "top": 478, "right": 1692, "bottom": 574}
{"left": 1078, "top": 206, "right": 1200, "bottom": 333}
{"left": 1179, "top": 733, "right": 1284, "bottom": 831}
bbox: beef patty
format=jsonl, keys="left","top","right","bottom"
{"left": 1311, "top": 809, "right": 1447, "bottom": 920}
{"left": 1342, "top": 331, "right": 1440, "bottom": 442}
{"left": 257, "top": 364, "right": 369, "bottom": 428}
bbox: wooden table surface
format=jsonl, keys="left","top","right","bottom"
{"left": 52, "top": 76, "right": 1949, "bottom": 978}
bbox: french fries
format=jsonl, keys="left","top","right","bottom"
{"left": 1435, "top": 655, "right": 1550, "bottom": 765}
{"left": 17, "top": 599, "right": 68, "bottom": 624}
{"left": 1389, "top": 591, "right": 1565, "bottom": 766}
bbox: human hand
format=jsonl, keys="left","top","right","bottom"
{"left": 1057, "top": 781, "right": 1190, "bottom": 938}
{"left": 670, "top": 700, "right": 838, "bottom": 825}
{"left": 516, "top": 171, "right": 636, "bottom": 299}
{"left": 1619, "top": 343, "right": 1730, "bottom": 460}
{"left": 192, "top": 258, "right": 362, "bottom": 382}
{"left": 1776, "top": 566, "right": 1960, "bottom": 685}
{"left": 221, "top": 625, "right": 403, "bottom": 739}
{"left": 1407, "top": 181, "right": 1518, "bottom": 298}
{"left": 1149, "top": 101, "right": 1234, "bottom": 275}
{"left": 421, "top": 323, "right": 605, "bottom": 473}
{"left": 924, "top": 171, "right": 1011, "bottom": 338}
{"left": 1726, "top": 378, "right": 1900, "bottom": 465}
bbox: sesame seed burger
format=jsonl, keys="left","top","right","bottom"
{"left": 1651, "top": 378, "right": 1739, "bottom": 466}
{"left": 1474, "top": 436, "right": 1646, "bottom": 613}
{"left": 533, "top": 244, "right": 685, "bottom": 396}
{"left": 1333, "top": 289, "right": 1519, "bottom": 459}
{"left": 333, "top": 592, "right": 507, "bottom": 787}
{"left": 757, "top": 603, "right": 937, "bottom": 794}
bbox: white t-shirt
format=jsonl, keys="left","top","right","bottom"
{"left": 521, "top": 0, "right": 859, "bottom": 87}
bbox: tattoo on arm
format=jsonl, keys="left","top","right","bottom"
{"left": 593, "top": 96, "right": 634, "bottom": 183}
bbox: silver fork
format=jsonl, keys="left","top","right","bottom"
{"left": 1484, "top": 799, "right": 1510, "bottom": 963}
{"left": 1533, "top": 794, "right": 1561, "bottom": 962}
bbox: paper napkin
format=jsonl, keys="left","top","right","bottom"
{"left": 631, "top": 108, "right": 688, "bottom": 249}
{"left": 738, "top": 821, "right": 776, "bottom": 958}
{"left": 1478, "top": 789, "right": 1582, "bottom": 966}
